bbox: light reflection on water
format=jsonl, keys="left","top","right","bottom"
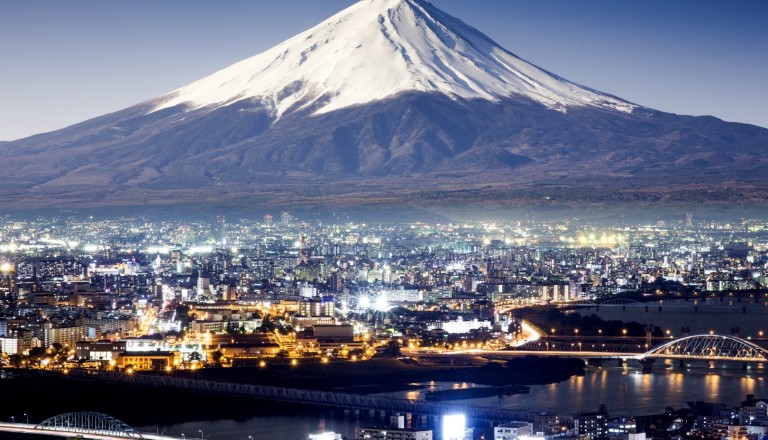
{"left": 487, "top": 365, "right": 768, "bottom": 415}
{"left": 143, "top": 365, "right": 768, "bottom": 439}
{"left": 136, "top": 298, "right": 768, "bottom": 438}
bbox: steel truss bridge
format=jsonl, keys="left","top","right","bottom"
{"left": 62, "top": 369, "right": 533, "bottom": 423}
{"left": 44, "top": 334, "right": 766, "bottom": 429}
{"left": 564, "top": 298, "right": 644, "bottom": 306}
{"left": 36, "top": 412, "right": 141, "bottom": 438}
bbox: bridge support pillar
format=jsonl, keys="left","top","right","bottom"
{"left": 743, "top": 362, "right": 748, "bottom": 371}
{"left": 640, "top": 358, "right": 655, "bottom": 373}
{"left": 677, "top": 360, "right": 685, "bottom": 370}
{"left": 617, "top": 358, "right": 626, "bottom": 367}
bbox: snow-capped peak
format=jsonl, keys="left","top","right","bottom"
{"left": 153, "top": 0, "right": 635, "bottom": 117}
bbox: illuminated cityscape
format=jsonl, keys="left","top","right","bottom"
{"left": 2, "top": 213, "right": 768, "bottom": 438}
{"left": 1, "top": 0, "right": 767, "bottom": 439}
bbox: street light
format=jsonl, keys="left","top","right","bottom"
{"left": 24, "top": 414, "right": 28, "bottom": 424}
{"left": 199, "top": 429, "right": 204, "bottom": 440}
{"left": 11, "top": 416, "right": 14, "bottom": 423}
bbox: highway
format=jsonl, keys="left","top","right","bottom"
{"left": 402, "top": 347, "right": 639, "bottom": 359}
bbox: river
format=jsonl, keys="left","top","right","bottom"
{"left": 139, "top": 363, "right": 768, "bottom": 439}
{"left": 136, "top": 299, "right": 768, "bottom": 439}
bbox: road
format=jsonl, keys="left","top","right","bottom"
{"left": 401, "top": 347, "right": 639, "bottom": 359}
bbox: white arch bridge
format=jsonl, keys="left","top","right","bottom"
{"left": 639, "top": 334, "right": 768, "bottom": 362}
{"left": 0, "top": 412, "right": 181, "bottom": 440}
{"left": 514, "top": 334, "right": 768, "bottom": 362}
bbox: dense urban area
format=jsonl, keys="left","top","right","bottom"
{"left": 2, "top": 212, "right": 768, "bottom": 440}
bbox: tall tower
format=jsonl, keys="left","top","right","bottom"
{"left": 297, "top": 222, "right": 308, "bottom": 266}
{"left": 686, "top": 212, "right": 693, "bottom": 228}
{"left": 214, "top": 214, "right": 226, "bottom": 244}
{"left": 0, "top": 261, "right": 15, "bottom": 299}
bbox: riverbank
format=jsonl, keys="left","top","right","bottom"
{"left": 178, "top": 356, "right": 585, "bottom": 390}
{"left": 0, "top": 356, "right": 583, "bottom": 428}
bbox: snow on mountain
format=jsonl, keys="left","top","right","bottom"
{"left": 153, "top": 0, "right": 635, "bottom": 119}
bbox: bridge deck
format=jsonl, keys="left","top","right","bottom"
{"left": 0, "top": 422, "right": 182, "bottom": 440}
{"left": 60, "top": 369, "right": 533, "bottom": 422}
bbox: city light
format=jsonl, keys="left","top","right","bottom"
{"left": 308, "top": 433, "right": 342, "bottom": 440}
{"left": 442, "top": 414, "right": 466, "bottom": 440}
{"left": 374, "top": 293, "right": 391, "bottom": 312}
{"left": 0, "top": 213, "right": 764, "bottom": 439}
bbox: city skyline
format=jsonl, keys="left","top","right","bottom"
{"left": 1, "top": 0, "right": 767, "bottom": 141}
{"left": 3, "top": 212, "right": 768, "bottom": 438}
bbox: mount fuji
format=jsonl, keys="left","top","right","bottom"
{"left": 2, "top": 0, "right": 767, "bottom": 211}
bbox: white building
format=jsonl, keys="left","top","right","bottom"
{"left": 429, "top": 317, "right": 491, "bottom": 334}
{"left": 0, "top": 337, "right": 21, "bottom": 355}
{"left": 380, "top": 288, "right": 423, "bottom": 303}
{"left": 357, "top": 427, "right": 432, "bottom": 440}
{"left": 308, "top": 433, "right": 343, "bottom": 440}
{"left": 495, "top": 422, "right": 533, "bottom": 440}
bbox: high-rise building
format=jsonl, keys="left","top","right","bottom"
{"left": 328, "top": 272, "right": 344, "bottom": 292}
{"left": 213, "top": 214, "right": 226, "bottom": 244}
{"left": 299, "top": 296, "right": 335, "bottom": 318}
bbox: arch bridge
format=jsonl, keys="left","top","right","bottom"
{"left": 515, "top": 334, "right": 768, "bottom": 362}
{"left": 640, "top": 334, "right": 768, "bottom": 362}
{"left": 36, "top": 412, "right": 142, "bottom": 438}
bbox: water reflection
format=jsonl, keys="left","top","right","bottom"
{"left": 143, "top": 365, "right": 768, "bottom": 439}
{"left": 388, "top": 366, "right": 768, "bottom": 416}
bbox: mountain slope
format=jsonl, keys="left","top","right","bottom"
{"left": 0, "top": 0, "right": 767, "bottom": 211}
{"left": 153, "top": 0, "right": 634, "bottom": 117}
